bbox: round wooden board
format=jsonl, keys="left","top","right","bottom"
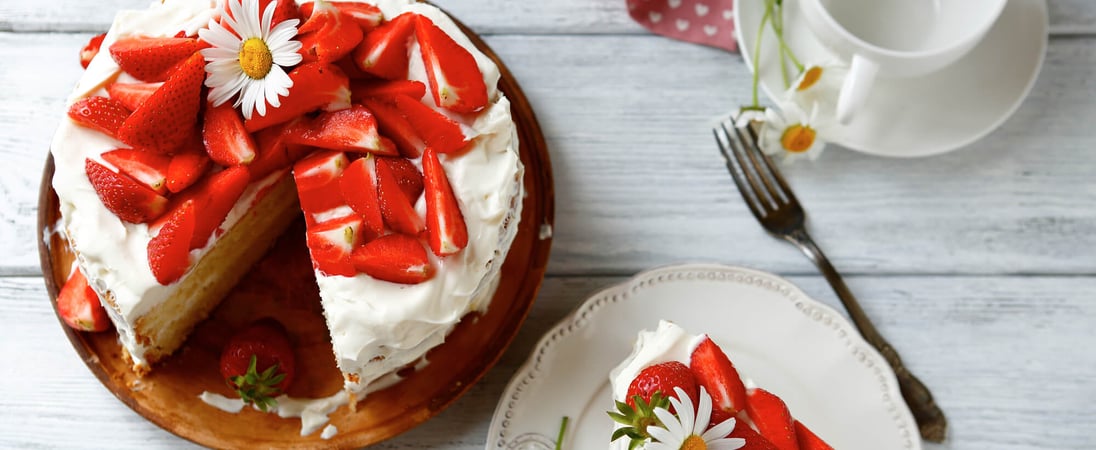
{"left": 36, "top": 13, "right": 554, "bottom": 449}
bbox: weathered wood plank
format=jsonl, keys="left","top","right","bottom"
{"left": 2, "top": 275, "right": 1094, "bottom": 448}
{"left": 3, "top": 0, "right": 1095, "bottom": 34}
{"left": 2, "top": 32, "right": 1095, "bottom": 276}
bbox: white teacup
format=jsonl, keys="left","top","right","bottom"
{"left": 798, "top": 0, "right": 1007, "bottom": 124}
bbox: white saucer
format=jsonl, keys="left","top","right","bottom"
{"left": 485, "top": 264, "right": 920, "bottom": 450}
{"left": 735, "top": 0, "right": 1047, "bottom": 157}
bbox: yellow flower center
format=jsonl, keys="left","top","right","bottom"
{"left": 796, "top": 66, "right": 823, "bottom": 91}
{"left": 239, "top": 37, "right": 273, "bottom": 79}
{"left": 680, "top": 435, "right": 707, "bottom": 450}
{"left": 781, "top": 124, "right": 817, "bottom": 153}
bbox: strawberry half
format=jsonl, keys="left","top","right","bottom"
{"left": 294, "top": 151, "right": 349, "bottom": 215}
{"left": 361, "top": 97, "right": 425, "bottom": 157}
{"left": 626, "top": 361, "right": 699, "bottom": 414}
{"left": 745, "top": 388, "right": 799, "bottom": 450}
{"left": 414, "top": 15, "right": 488, "bottom": 113}
{"left": 56, "top": 269, "right": 111, "bottom": 332}
{"left": 339, "top": 155, "right": 385, "bottom": 236}
{"left": 351, "top": 79, "right": 427, "bottom": 102}
{"left": 203, "top": 102, "right": 258, "bottom": 166}
{"left": 306, "top": 214, "right": 365, "bottom": 277}
{"left": 107, "top": 82, "right": 163, "bottom": 112}
{"left": 186, "top": 166, "right": 251, "bottom": 249}
{"left": 219, "top": 318, "right": 296, "bottom": 412}
{"left": 794, "top": 421, "right": 834, "bottom": 450}
{"left": 393, "top": 94, "right": 468, "bottom": 154}
{"left": 166, "top": 135, "right": 212, "bottom": 193}
{"left": 284, "top": 105, "right": 398, "bottom": 155}
{"left": 351, "top": 234, "right": 435, "bottom": 284}
{"left": 117, "top": 52, "right": 206, "bottom": 154}
{"left": 380, "top": 156, "right": 424, "bottom": 203}
{"left": 244, "top": 63, "right": 351, "bottom": 132}
{"left": 352, "top": 12, "right": 416, "bottom": 80}
{"left": 86, "top": 158, "right": 168, "bottom": 223}
{"left": 67, "top": 96, "right": 131, "bottom": 139}
{"left": 147, "top": 199, "right": 196, "bottom": 285}
{"left": 301, "top": 1, "right": 384, "bottom": 32}
{"left": 375, "top": 156, "right": 425, "bottom": 235}
{"left": 109, "top": 36, "right": 200, "bottom": 82}
{"left": 79, "top": 33, "right": 107, "bottom": 69}
{"left": 101, "top": 148, "right": 172, "bottom": 194}
{"left": 422, "top": 148, "right": 467, "bottom": 256}
{"left": 690, "top": 335, "right": 750, "bottom": 424}
{"left": 250, "top": 123, "right": 313, "bottom": 181}
{"left": 297, "top": 0, "right": 364, "bottom": 64}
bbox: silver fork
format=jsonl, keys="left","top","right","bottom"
{"left": 712, "top": 115, "right": 947, "bottom": 443}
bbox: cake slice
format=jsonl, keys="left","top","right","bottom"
{"left": 50, "top": 0, "right": 523, "bottom": 405}
{"left": 608, "top": 321, "right": 835, "bottom": 450}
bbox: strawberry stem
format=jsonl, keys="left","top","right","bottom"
{"left": 229, "top": 354, "right": 285, "bottom": 412}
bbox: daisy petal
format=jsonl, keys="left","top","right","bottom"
{"left": 708, "top": 438, "right": 747, "bottom": 450}
{"left": 646, "top": 426, "right": 677, "bottom": 445}
{"left": 695, "top": 387, "right": 712, "bottom": 432}
{"left": 653, "top": 407, "right": 684, "bottom": 438}
{"left": 702, "top": 417, "right": 737, "bottom": 441}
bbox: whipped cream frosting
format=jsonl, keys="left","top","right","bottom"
{"left": 51, "top": 0, "right": 524, "bottom": 399}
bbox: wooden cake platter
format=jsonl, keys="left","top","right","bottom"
{"left": 37, "top": 13, "right": 554, "bottom": 449}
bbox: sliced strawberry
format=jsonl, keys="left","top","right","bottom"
{"left": 297, "top": 0, "right": 364, "bottom": 64}
{"left": 393, "top": 94, "right": 468, "bottom": 154}
{"left": 302, "top": 1, "right": 384, "bottom": 32}
{"left": 107, "top": 82, "right": 163, "bottom": 112}
{"left": 306, "top": 214, "right": 365, "bottom": 277}
{"left": 379, "top": 157, "right": 424, "bottom": 203}
{"left": 157, "top": 166, "right": 251, "bottom": 249}
{"left": 351, "top": 234, "right": 434, "bottom": 284}
{"left": 284, "top": 105, "right": 398, "bottom": 155}
{"left": 56, "top": 269, "right": 111, "bottom": 332}
{"left": 166, "top": 135, "right": 212, "bottom": 193}
{"left": 361, "top": 97, "right": 425, "bottom": 157}
{"left": 352, "top": 12, "right": 415, "bottom": 80}
{"left": 294, "top": 151, "right": 349, "bottom": 214}
{"left": 258, "top": 0, "right": 301, "bottom": 27}
{"left": 244, "top": 63, "right": 351, "bottom": 132}
{"left": 422, "top": 148, "right": 467, "bottom": 256}
{"left": 85, "top": 158, "right": 168, "bottom": 223}
{"left": 339, "top": 155, "right": 385, "bottom": 236}
{"left": 116, "top": 52, "right": 206, "bottom": 154}
{"left": 203, "top": 102, "right": 258, "bottom": 166}
{"left": 690, "top": 335, "right": 750, "bottom": 423}
{"left": 745, "top": 388, "right": 799, "bottom": 450}
{"left": 375, "top": 157, "right": 425, "bottom": 235}
{"left": 793, "top": 421, "right": 834, "bottom": 450}
{"left": 109, "top": 36, "right": 200, "bottom": 82}
{"left": 101, "top": 149, "right": 172, "bottom": 194}
{"left": 414, "top": 15, "right": 487, "bottom": 113}
{"left": 67, "top": 96, "right": 131, "bottom": 139}
{"left": 625, "top": 361, "right": 699, "bottom": 413}
{"left": 729, "top": 418, "right": 779, "bottom": 450}
{"left": 148, "top": 199, "right": 196, "bottom": 285}
{"left": 250, "top": 123, "right": 312, "bottom": 181}
{"left": 80, "top": 33, "right": 107, "bottom": 69}
{"left": 351, "top": 79, "right": 427, "bottom": 102}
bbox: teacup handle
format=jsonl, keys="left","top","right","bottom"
{"left": 836, "top": 54, "right": 879, "bottom": 125}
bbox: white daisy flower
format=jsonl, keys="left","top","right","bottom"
{"left": 645, "top": 386, "right": 745, "bottom": 450}
{"left": 783, "top": 60, "right": 847, "bottom": 115}
{"left": 199, "top": 0, "right": 302, "bottom": 119}
{"left": 759, "top": 102, "right": 836, "bottom": 164}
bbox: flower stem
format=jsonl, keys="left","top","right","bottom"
{"left": 555, "top": 416, "right": 569, "bottom": 450}
{"left": 751, "top": 0, "right": 773, "bottom": 108}
{"left": 770, "top": 2, "right": 803, "bottom": 72}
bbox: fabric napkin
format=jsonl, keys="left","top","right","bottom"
{"left": 627, "top": 0, "right": 738, "bottom": 51}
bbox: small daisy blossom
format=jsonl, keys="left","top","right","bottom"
{"left": 645, "top": 386, "right": 744, "bottom": 450}
{"left": 199, "top": 0, "right": 302, "bottom": 119}
{"left": 783, "top": 60, "right": 847, "bottom": 115}
{"left": 759, "top": 102, "right": 836, "bottom": 164}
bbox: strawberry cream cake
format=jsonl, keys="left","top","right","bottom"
{"left": 50, "top": 0, "right": 523, "bottom": 408}
{"left": 609, "top": 321, "right": 834, "bottom": 450}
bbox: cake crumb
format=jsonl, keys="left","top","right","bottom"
{"left": 321, "top": 425, "right": 338, "bottom": 440}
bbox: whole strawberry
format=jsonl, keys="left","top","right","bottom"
{"left": 219, "top": 318, "right": 296, "bottom": 411}
{"left": 626, "top": 361, "right": 699, "bottom": 412}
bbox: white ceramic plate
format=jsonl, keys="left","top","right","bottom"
{"left": 735, "top": 0, "right": 1047, "bottom": 157}
{"left": 486, "top": 264, "right": 920, "bottom": 450}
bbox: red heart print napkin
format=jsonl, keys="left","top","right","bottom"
{"left": 627, "top": 0, "right": 738, "bottom": 52}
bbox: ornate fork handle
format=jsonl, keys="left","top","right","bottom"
{"left": 783, "top": 228, "right": 947, "bottom": 443}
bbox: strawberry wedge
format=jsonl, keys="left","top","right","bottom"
{"left": 284, "top": 105, "right": 398, "bottom": 155}
{"left": 351, "top": 79, "right": 427, "bottom": 103}
{"left": 422, "top": 148, "right": 467, "bottom": 256}
{"left": 376, "top": 157, "right": 425, "bottom": 235}
{"left": 339, "top": 155, "right": 385, "bottom": 236}
{"left": 294, "top": 151, "right": 350, "bottom": 216}
{"left": 361, "top": 97, "right": 425, "bottom": 157}
{"left": 745, "top": 388, "right": 800, "bottom": 450}
{"left": 56, "top": 269, "right": 111, "bottom": 332}
{"left": 166, "top": 135, "right": 212, "bottom": 193}
{"left": 794, "top": 421, "right": 835, "bottom": 450}
{"left": 393, "top": 94, "right": 468, "bottom": 154}
{"left": 116, "top": 52, "right": 206, "bottom": 154}
{"left": 67, "top": 96, "right": 131, "bottom": 139}
{"left": 414, "top": 15, "right": 487, "bottom": 113}
{"left": 86, "top": 158, "right": 168, "bottom": 223}
{"left": 353, "top": 12, "right": 416, "bottom": 80}
{"left": 690, "top": 335, "right": 750, "bottom": 424}
{"left": 79, "top": 33, "right": 107, "bottom": 69}
{"left": 203, "top": 102, "right": 258, "bottom": 166}
{"left": 148, "top": 200, "right": 196, "bottom": 285}
{"left": 109, "top": 36, "right": 200, "bottom": 82}
{"left": 351, "top": 234, "right": 435, "bottom": 284}
{"left": 244, "top": 63, "right": 351, "bottom": 132}
{"left": 306, "top": 214, "right": 365, "bottom": 277}
{"left": 107, "top": 82, "right": 162, "bottom": 111}
{"left": 101, "top": 149, "right": 172, "bottom": 194}
{"left": 298, "top": 0, "right": 364, "bottom": 64}
{"left": 301, "top": 1, "right": 384, "bottom": 32}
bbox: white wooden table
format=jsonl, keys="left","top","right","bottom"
{"left": 2, "top": 0, "right": 1095, "bottom": 448}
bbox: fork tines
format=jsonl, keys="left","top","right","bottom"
{"left": 712, "top": 116, "right": 797, "bottom": 219}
